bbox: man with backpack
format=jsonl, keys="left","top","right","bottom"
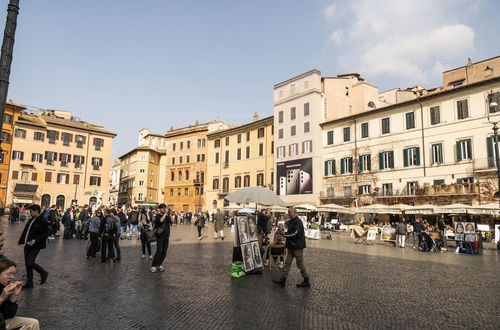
{"left": 100, "top": 209, "right": 118, "bottom": 263}
{"left": 117, "top": 208, "right": 128, "bottom": 239}
{"left": 127, "top": 207, "right": 140, "bottom": 239}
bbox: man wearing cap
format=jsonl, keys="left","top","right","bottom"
{"left": 273, "top": 207, "right": 310, "bottom": 288}
{"left": 151, "top": 204, "right": 171, "bottom": 273}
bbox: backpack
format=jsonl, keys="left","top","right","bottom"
{"left": 75, "top": 211, "right": 83, "bottom": 220}
{"left": 104, "top": 217, "right": 118, "bottom": 234}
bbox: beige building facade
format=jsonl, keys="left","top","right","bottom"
{"left": 205, "top": 114, "right": 274, "bottom": 211}
{"left": 7, "top": 110, "right": 116, "bottom": 209}
{"left": 320, "top": 56, "right": 500, "bottom": 207}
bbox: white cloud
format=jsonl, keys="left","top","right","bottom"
{"left": 323, "top": 0, "right": 478, "bottom": 88}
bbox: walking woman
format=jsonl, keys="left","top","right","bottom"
{"left": 139, "top": 208, "right": 153, "bottom": 260}
{"left": 195, "top": 213, "right": 206, "bottom": 240}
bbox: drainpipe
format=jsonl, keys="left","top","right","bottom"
{"left": 415, "top": 92, "right": 427, "bottom": 177}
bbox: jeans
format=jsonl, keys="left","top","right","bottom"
{"left": 24, "top": 246, "right": 47, "bottom": 285}
{"left": 113, "top": 235, "right": 121, "bottom": 260}
{"left": 152, "top": 236, "right": 169, "bottom": 267}
{"left": 413, "top": 232, "right": 421, "bottom": 248}
{"left": 128, "top": 224, "right": 139, "bottom": 237}
{"left": 282, "top": 249, "right": 308, "bottom": 279}
{"left": 87, "top": 232, "right": 100, "bottom": 257}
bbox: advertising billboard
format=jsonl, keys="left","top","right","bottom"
{"left": 276, "top": 158, "right": 313, "bottom": 195}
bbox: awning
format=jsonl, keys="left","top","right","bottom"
{"left": 13, "top": 184, "right": 38, "bottom": 193}
{"left": 13, "top": 198, "right": 34, "bottom": 204}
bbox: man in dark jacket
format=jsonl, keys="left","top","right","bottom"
{"left": 273, "top": 207, "right": 310, "bottom": 288}
{"left": 18, "top": 205, "right": 49, "bottom": 289}
{"left": 151, "top": 204, "right": 171, "bottom": 273}
{"left": 412, "top": 218, "right": 424, "bottom": 249}
{"left": 127, "top": 207, "right": 139, "bottom": 239}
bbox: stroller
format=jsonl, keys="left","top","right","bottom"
{"left": 420, "top": 232, "right": 442, "bottom": 253}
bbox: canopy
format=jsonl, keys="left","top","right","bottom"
{"left": 433, "top": 203, "right": 470, "bottom": 214}
{"left": 238, "top": 208, "right": 256, "bottom": 214}
{"left": 404, "top": 204, "right": 437, "bottom": 215}
{"left": 317, "top": 203, "right": 354, "bottom": 214}
{"left": 467, "top": 203, "right": 500, "bottom": 215}
{"left": 355, "top": 203, "right": 405, "bottom": 214}
{"left": 223, "top": 205, "right": 242, "bottom": 211}
{"left": 224, "top": 186, "right": 286, "bottom": 207}
{"left": 264, "top": 205, "right": 288, "bottom": 213}
{"left": 294, "top": 204, "right": 318, "bottom": 212}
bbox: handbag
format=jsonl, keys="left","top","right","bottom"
{"left": 146, "top": 229, "right": 157, "bottom": 243}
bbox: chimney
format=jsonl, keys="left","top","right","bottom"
{"left": 253, "top": 112, "right": 259, "bottom": 122}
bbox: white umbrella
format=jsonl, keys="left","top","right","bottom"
{"left": 355, "top": 204, "right": 402, "bottom": 214}
{"left": 433, "top": 203, "right": 470, "bottom": 214}
{"left": 294, "top": 204, "right": 318, "bottom": 212}
{"left": 224, "top": 186, "right": 286, "bottom": 207}
{"left": 468, "top": 203, "right": 500, "bottom": 215}
{"left": 317, "top": 203, "right": 354, "bottom": 214}
{"left": 264, "top": 205, "right": 288, "bottom": 213}
{"left": 405, "top": 204, "right": 437, "bottom": 215}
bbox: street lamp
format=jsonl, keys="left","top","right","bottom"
{"left": 488, "top": 98, "right": 500, "bottom": 208}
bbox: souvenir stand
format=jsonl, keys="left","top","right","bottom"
{"left": 354, "top": 204, "right": 408, "bottom": 246}
{"left": 316, "top": 204, "right": 355, "bottom": 239}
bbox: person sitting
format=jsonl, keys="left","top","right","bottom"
{"left": 0, "top": 258, "right": 40, "bottom": 329}
{"left": 268, "top": 223, "right": 286, "bottom": 267}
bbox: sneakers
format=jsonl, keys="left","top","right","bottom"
{"left": 141, "top": 255, "right": 146, "bottom": 259}
{"left": 198, "top": 236, "right": 203, "bottom": 240}
{"left": 150, "top": 267, "right": 157, "bottom": 273}
{"left": 158, "top": 265, "right": 165, "bottom": 272}
{"left": 149, "top": 255, "right": 153, "bottom": 260}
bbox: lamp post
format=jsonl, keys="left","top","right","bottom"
{"left": 490, "top": 99, "right": 500, "bottom": 208}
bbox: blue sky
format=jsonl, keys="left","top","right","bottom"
{"left": 3, "top": 0, "right": 500, "bottom": 158}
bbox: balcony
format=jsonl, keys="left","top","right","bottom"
{"left": 217, "top": 188, "right": 229, "bottom": 197}
{"left": 61, "top": 162, "right": 68, "bottom": 167}
{"left": 223, "top": 162, "right": 229, "bottom": 168}
{"left": 193, "top": 179, "right": 204, "bottom": 186}
{"left": 46, "top": 160, "right": 54, "bottom": 166}
{"left": 93, "top": 165, "right": 101, "bottom": 171}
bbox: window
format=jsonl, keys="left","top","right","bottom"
{"left": 3, "top": 114, "right": 12, "bottom": 124}
{"left": 343, "top": 186, "right": 352, "bottom": 197}
{"left": 177, "top": 188, "right": 181, "bottom": 196}
{"left": 179, "top": 156, "right": 183, "bottom": 164}
{"left": 45, "top": 171, "right": 52, "bottom": 182}
{"left": 302, "top": 140, "right": 312, "bottom": 154}
{"left": 225, "top": 137, "right": 230, "bottom": 146}
{"left": 290, "top": 126, "right": 296, "bottom": 136}
{"left": 215, "top": 152, "right": 219, "bottom": 164}
{"left": 433, "top": 179, "right": 445, "bottom": 185}
{"left": 235, "top": 176, "right": 242, "bottom": 188}
{"left": 381, "top": 117, "right": 390, "bottom": 134}
{"left": 457, "top": 177, "right": 474, "bottom": 184}
{"left": 140, "top": 168, "right": 145, "bottom": 173}
{"left": 73, "top": 175, "right": 80, "bottom": 185}
{"left": 379, "top": 151, "right": 394, "bottom": 170}
{"left": 186, "top": 155, "right": 190, "bottom": 163}
{"left": 139, "top": 180, "right": 144, "bottom": 186}
{"left": 457, "top": 99, "right": 469, "bottom": 119}
{"left": 170, "top": 171, "right": 175, "bottom": 181}
{"left": 171, "top": 157, "right": 175, "bottom": 165}
{"left": 243, "top": 175, "right": 250, "bottom": 187}
{"left": 289, "top": 143, "right": 298, "bottom": 156}
{"left": 237, "top": 134, "right": 242, "bottom": 143}
{"left": 178, "top": 171, "right": 183, "bottom": 181}
{"left": 403, "top": 147, "right": 420, "bottom": 167}
{"left": 358, "top": 154, "right": 371, "bottom": 172}
{"left": 180, "top": 142, "right": 183, "bottom": 150}
{"left": 187, "top": 141, "right": 191, "bottom": 149}
{"left": 57, "top": 173, "right": 69, "bottom": 184}
{"left": 290, "top": 84, "right": 295, "bottom": 96}
{"left": 246, "top": 132, "right": 250, "bottom": 141}
{"left": 0, "top": 131, "right": 9, "bottom": 143}
{"left": 91, "top": 157, "right": 102, "bottom": 169}
{"left": 224, "top": 150, "right": 229, "bottom": 164}
{"left": 140, "top": 155, "right": 146, "bottom": 161}
{"left": 277, "top": 146, "right": 285, "bottom": 159}
{"left": 185, "top": 170, "right": 190, "bottom": 180}
{"left": 343, "top": 127, "right": 350, "bottom": 142}
{"left": 431, "top": 143, "right": 443, "bottom": 164}
{"left": 184, "top": 188, "right": 189, "bottom": 196}
{"left": 47, "top": 130, "right": 59, "bottom": 144}
{"left": 258, "top": 128, "right": 264, "bottom": 138}
{"left": 256, "top": 173, "right": 264, "bottom": 186}
{"left": 60, "top": 153, "right": 71, "bottom": 166}
{"left": 487, "top": 136, "right": 500, "bottom": 167}
{"left": 169, "top": 189, "right": 174, "bottom": 196}
{"left": 246, "top": 146, "right": 250, "bottom": 159}
{"left": 278, "top": 111, "right": 283, "bottom": 123}
{"left": 457, "top": 139, "right": 472, "bottom": 161}
{"left": 14, "top": 128, "right": 26, "bottom": 138}
{"left": 222, "top": 177, "right": 229, "bottom": 193}
{"left": 138, "top": 193, "right": 144, "bottom": 201}
{"left": 327, "top": 131, "right": 334, "bottom": 145}
{"left": 361, "top": 123, "right": 369, "bottom": 138}
{"left": 172, "top": 143, "right": 176, "bottom": 151}
{"left": 31, "top": 153, "right": 43, "bottom": 163}
{"left": 11, "top": 170, "right": 18, "bottom": 180}
{"left": 89, "top": 176, "right": 101, "bottom": 186}
{"left": 259, "top": 143, "right": 264, "bottom": 156}
{"left": 237, "top": 148, "right": 241, "bottom": 160}
{"left": 407, "top": 181, "right": 418, "bottom": 195}
{"left": 73, "top": 155, "right": 85, "bottom": 168}
{"left": 382, "top": 183, "right": 393, "bottom": 196}
{"left": 62, "top": 133, "right": 72, "bottom": 146}
{"left": 304, "top": 103, "right": 310, "bottom": 116}
{"left": 488, "top": 91, "right": 500, "bottom": 113}
{"left": 45, "top": 152, "right": 57, "bottom": 165}
{"left": 430, "top": 106, "right": 440, "bottom": 125}
{"left": 278, "top": 129, "right": 283, "bottom": 139}
{"left": 12, "top": 151, "right": 23, "bottom": 160}
{"left": 324, "top": 160, "right": 336, "bottom": 176}
{"left": 290, "top": 107, "right": 296, "bottom": 120}
{"left": 32, "top": 131, "right": 44, "bottom": 141}
{"left": 213, "top": 178, "right": 219, "bottom": 189}
{"left": 340, "top": 157, "right": 353, "bottom": 174}
{"left": 406, "top": 112, "right": 415, "bottom": 129}
{"left": 358, "top": 185, "right": 371, "bottom": 195}
{"left": 304, "top": 122, "right": 310, "bottom": 133}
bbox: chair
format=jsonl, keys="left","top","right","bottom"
{"left": 353, "top": 229, "right": 372, "bottom": 245}
{"left": 268, "top": 243, "right": 285, "bottom": 270}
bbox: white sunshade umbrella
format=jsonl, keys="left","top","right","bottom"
{"left": 467, "top": 203, "right": 500, "bottom": 215}
{"left": 294, "top": 204, "right": 318, "bottom": 212}
{"left": 355, "top": 203, "right": 403, "bottom": 214}
{"left": 317, "top": 203, "right": 354, "bottom": 214}
{"left": 433, "top": 203, "right": 470, "bottom": 214}
{"left": 224, "top": 186, "right": 286, "bottom": 207}
{"left": 264, "top": 205, "right": 288, "bottom": 213}
{"left": 405, "top": 204, "right": 438, "bottom": 215}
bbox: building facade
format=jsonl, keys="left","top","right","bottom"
{"left": 164, "top": 121, "right": 231, "bottom": 212}
{"left": 7, "top": 110, "right": 116, "bottom": 208}
{"left": 205, "top": 114, "right": 274, "bottom": 211}
{"left": 0, "top": 101, "right": 24, "bottom": 207}
{"left": 320, "top": 56, "right": 500, "bottom": 207}
{"left": 108, "top": 159, "right": 120, "bottom": 206}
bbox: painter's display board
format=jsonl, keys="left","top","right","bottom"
{"left": 234, "top": 215, "right": 262, "bottom": 272}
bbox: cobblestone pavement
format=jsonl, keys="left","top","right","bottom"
{"left": 1, "top": 220, "right": 498, "bottom": 330}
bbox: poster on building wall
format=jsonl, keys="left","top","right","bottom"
{"left": 276, "top": 158, "right": 313, "bottom": 195}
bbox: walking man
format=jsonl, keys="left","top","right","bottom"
{"left": 127, "top": 207, "right": 139, "bottom": 239}
{"left": 18, "top": 205, "right": 49, "bottom": 288}
{"left": 273, "top": 207, "right": 310, "bottom": 288}
{"left": 396, "top": 220, "right": 407, "bottom": 248}
{"left": 151, "top": 204, "right": 171, "bottom": 273}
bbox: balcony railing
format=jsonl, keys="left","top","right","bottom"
{"left": 193, "top": 179, "right": 204, "bottom": 186}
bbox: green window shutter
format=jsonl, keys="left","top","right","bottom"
{"left": 333, "top": 160, "right": 336, "bottom": 175}
{"left": 389, "top": 151, "right": 394, "bottom": 169}
{"left": 358, "top": 155, "right": 363, "bottom": 172}
{"left": 379, "top": 153, "right": 384, "bottom": 170}
{"left": 324, "top": 161, "right": 328, "bottom": 176}
{"left": 367, "top": 155, "right": 371, "bottom": 171}
{"left": 415, "top": 147, "right": 420, "bottom": 166}
{"left": 487, "top": 137, "right": 494, "bottom": 167}
{"left": 341, "top": 158, "right": 345, "bottom": 174}
{"left": 457, "top": 178, "right": 463, "bottom": 184}
{"left": 403, "top": 149, "right": 409, "bottom": 167}
{"left": 456, "top": 141, "right": 462, "bottom": 162}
